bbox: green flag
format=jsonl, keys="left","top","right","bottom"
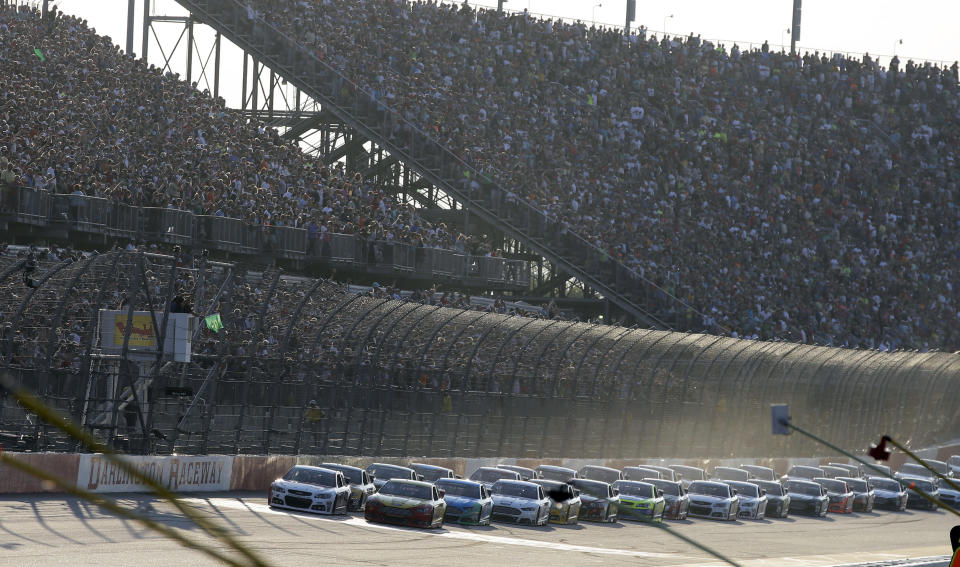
{"left": 33, "top": 48, "right": 45, "bottom": 63}
{"left": 204, "top": 313, "right": 223, "bottom": 333}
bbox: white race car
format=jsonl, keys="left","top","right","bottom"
{"left": 687, "top": 480, "right": 740, "bottom": 521}
{"left": 268, "top": 465, "right": 351, "bottom": 515}
{"left": 490, "top": 480, "right": 552, "bottom": 526}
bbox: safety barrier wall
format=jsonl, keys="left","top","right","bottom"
{"left": 0, "top": 184, "right": 529, "bottom": 288}
{"left": 0, "top": 452, "right": 842, "bottom": 495}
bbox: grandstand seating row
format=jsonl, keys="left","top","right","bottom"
{"left": 226, "top": 0, "right": 960, "bottom": 352}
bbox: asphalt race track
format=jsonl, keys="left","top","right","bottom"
{"left": 0, "top": 493, "right": 953, "bottom": 566}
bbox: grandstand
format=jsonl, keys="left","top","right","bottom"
{"left": 219, "top": 0, "right": 957, "bottom": 349}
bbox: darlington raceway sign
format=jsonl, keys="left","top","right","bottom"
{"left": 77, "top": 454, "right": 233, "bottom": 493}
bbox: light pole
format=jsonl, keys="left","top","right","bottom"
{"left": 781, "top": 28, "right": 790, "bottom": 52}
{"left": 592, "top": 3, "right": 602, "bottom": 27}
{"left": 894, "top": 38, "right": 902, "bottom": 56}
{"left": 663, "top": 14, "right": 674, "bottom": 37}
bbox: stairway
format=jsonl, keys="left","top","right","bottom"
{"left": 176, "top": 0, "right": 674, "bottom": 329}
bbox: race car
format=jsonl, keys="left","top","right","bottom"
{"left": 579, "top": 465, "right": 624, "bottom": 484}
{"left": 497, "top": 464, "right": 539, "bottom": 481}
{"left": 819, "top": 465, "right": 849, "bottom": 479}
{"left": 902, "top": 476, "right": 940, "bottom": 510}
{"left": 937, "top": 478, "right": 960, "bottom": 509}
{"left": 828, "top": 463, "right": 863, "bottom": 478}
{"left": 748, "top": 479, "right": 790, "bottom": 518}
{"left": 319, "top": 462, "right": 376, "bottom": 511}
{"left": 711, "top": 466, "right": 751, "bottom": 482}
{"left": 668, "top": 465, "right": 705, "bottom": 489}
{"left": 410, "top": 463, "right": 457, "bottom": 483}
{"left": 784, "top": 479, "right": 829, "bottom": 517}
{"left": 470, "top": 466, "right": 521, "bottom": 489}
{"left": 436, "top": 478, "right": 492, "bottom": 526}
{"left": 268, "top": 465, "right": 351, "bottom": 515}
{"left": 837, "top": 476, "right": 876, "bottom": 512}
{"left": 364, "top": 479, "right": 447, "bottom": 528}
{"left": 925, "top": 459, "right": 951, "bottom": 478}
{"left": 490, "top": 480, "right": 552, "bottom": 526}
{"left": 868, "top": 476, "right": 908, "bottom": 511}
{"left": 612, "top": 480, "right": 664, "bottom": 523}
{"left": 813, "top": 477, "right": 855, "bottom": 513}
{"left": 648, "top": 478, "right": 689, "bottom": 520}
{"left": 896, "top": 463, "right": 934, "bottom": 480}
{"left": 640, "top": 465, "right": 680, "bottom": 482}
{"left": 535, "top": 465, "right": 580, "bottom": 483}
{"left": 623, "top": 466, "right": 661, "bottom": 481}
{"left": 529, "top": 479, "right": 581, "bottom": 524}
{"left": 570, "top": 478, "right": 619, "bottom": 522}
{"left": 722, "top": 480, "right": 767, "bottom": 520}
{"left": 781, "top": 465, "right": 825, "bottom": 481}
{"left": 366, "top": 463, "right": 420, "bottom": 490}
{"left": 739, "top": 465, "right": 776, "bottom": 481}
{"left": 949, "top": 456, "right": 960, "bottom": 477}
{"left": 865, "top": 463, "right": 892, "bottom": 477}
{"left": 686, "top": 481, "right": 740, "bottom": 521}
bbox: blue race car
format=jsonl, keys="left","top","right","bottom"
{"left": 436, "top": 478, "right": 493, "bottom": 526}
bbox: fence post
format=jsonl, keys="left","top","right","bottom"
{"left": 233, "top": 403, "right": 246, "bottom": 454}
{"left": 376, "top": 410, "right": 388, "bottom": 456}
{"left": 402, "top": 410, "right": 414, "bottom": 456}
{"left": 496, "top": 413, "right": 509, "bottom": 457}
{"left": 263, "top": 406, "right": 273, "bottom": 455}
{"left": 426, "top": 409, "right": 438, "bottom": 456}
{"left": 199, "top": 364, "right": 220, "bottom": 454}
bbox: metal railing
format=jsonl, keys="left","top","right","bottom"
{"left": 0, "top": 183, "right": 529, "bottom": 289}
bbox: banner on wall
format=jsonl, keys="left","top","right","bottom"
{"left": 77, "top": 454, "right": 233, "bottom": 493}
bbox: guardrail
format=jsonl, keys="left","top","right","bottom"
{"left": 0, "top": 183, "right": 529, "bottom": 288}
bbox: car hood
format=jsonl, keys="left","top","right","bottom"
{"left": 688, "top": 495, "right": 733, "bottom": 504}
{"left": 445, "top": 495, "right": 484, "bottom": 507}
{"left": 790, "top": 493, "right": 826, "bottom": 501}
{"left": 274, "top": 480, "right": 338, "bottom": 494}
{"left": 579, "top": 494, "right": 616, "bottom": 505}
{"left": 620, "top": 495, "right": 659, "bottom": 505}
{"left": 826, "top": 491, "right": 854, "bottom": 499}
{"left": 371, "top": 495, "right": 430, "bottom": 509}
{"left": 738, "top": 496, "right": 765, "bottom": 504}
{"left": 873, "top": 489, "right": 905, "bottom": 497}
{"left": 492, "top": 495, "right": 539, "bottom": 507}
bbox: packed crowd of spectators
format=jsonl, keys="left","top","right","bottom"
{"left": 0, "top": 4, "right": 498, "bottom": 257}
{"left": 245, "top": 0, "right": 960, "bottom": 352}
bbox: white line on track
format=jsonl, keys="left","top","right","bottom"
{"left": 197, "top": 497, "right": 689, "bottom": 559}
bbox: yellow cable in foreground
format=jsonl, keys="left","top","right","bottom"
{"left": 0, "top": 453, "right": 254, "bottom": 566}
{"left": 1, "top": 373, "right": 272, "bottom": 567}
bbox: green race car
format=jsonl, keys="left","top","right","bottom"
{"left": 612, "top": 480, "right": 665, "bottom": 522}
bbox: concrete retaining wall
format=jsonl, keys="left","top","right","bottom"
{"left": 0, "top": 452, "right": 80, "bottom": 494}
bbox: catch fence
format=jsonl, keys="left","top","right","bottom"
{"left": 0, "top": 251, "right": 957, "bottom": 459}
